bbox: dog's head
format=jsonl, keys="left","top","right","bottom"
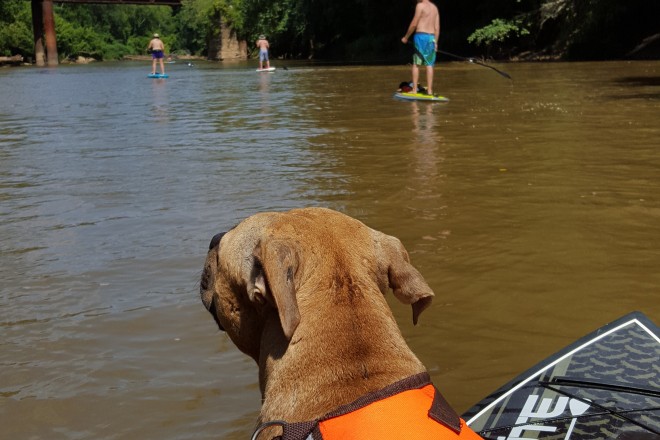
{"left": 200, "top": 208, "right": 434, "bottom": 361}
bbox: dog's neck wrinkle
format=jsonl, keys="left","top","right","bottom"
{"left": 259, "top": 304, "right": 425, "bottom": 422}
{"left": 261, "top": 357, "right": 425, "bottom": 422}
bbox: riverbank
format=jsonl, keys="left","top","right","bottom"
{"left": 0, "top": 55, "right": 25, "bottom": 67}
{"left": 0, "top": 53, "right": 207, "bottom": 67}
{"left": 2, "top": 47, "right": 657, "bottom": 68}
{"left": 122, "top": 54, "right": 206, "bottom": 62}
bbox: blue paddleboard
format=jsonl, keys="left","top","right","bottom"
{"left": 148, "top": 73, "right": 169, "bottom": 79}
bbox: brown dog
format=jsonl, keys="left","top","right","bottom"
{"left": 200, "top": 208, "right": 480, "bottom": 440}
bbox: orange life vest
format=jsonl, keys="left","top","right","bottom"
{"left": 268, "top": 373, "right": 483, "bottom": 440}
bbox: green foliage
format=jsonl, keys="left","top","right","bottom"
{"left": 239, "top": 0, "right": 308, "bottom": 57}
{"left": 54, "top": 4, "right": 176, "bottom": 59}
{"left": 102, "top": 42, "right": 132, "bottom": 60}
{"left": 1, "top": 0, "right": 658, "bottom": 62}
{"left": 0, "top": 0, "right": 179, "bottom": 60}
{"left": 55, "top": 19, "right": 105, "bottom": 58}
{"left": 175, "top": 0, "right": 216, "bottom": 55}
{"left": 0, "top": 21, "right": 33, "bottom": 57}
{"left": 538, "top": 0, "right": 655, "bottom": 59}
{"left": 0, "top": 0, "right": 33, "bottom": 57}
{"left": 176, "top": 0, "right": 244, "bottom": 56}
{"left": 468, "top": 18, "right": 530, "bottom": 49}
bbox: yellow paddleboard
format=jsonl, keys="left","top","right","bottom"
{"left": 394, "top": 91, "right": 449, "bottom": 102}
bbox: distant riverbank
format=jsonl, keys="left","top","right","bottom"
{"left": 0, "top": 55, "right": 25, "bottom": 66}
{"left": 0, "top": 53, "right": 207, "bottom": 67}
{"left": 122, "top": 54, "right": 205, "bottom": 62}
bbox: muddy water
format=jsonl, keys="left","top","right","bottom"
{"left": 1, "top": 59, "right": 659, "bottom": 439}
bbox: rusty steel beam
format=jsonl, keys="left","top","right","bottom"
{"left": 43, "top": 0, "right": 59, "bottom": 66}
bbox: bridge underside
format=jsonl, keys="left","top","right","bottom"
{"left": 54, "top": 0, "right": 181, "bottom": 5}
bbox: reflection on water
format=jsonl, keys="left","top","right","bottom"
{"left": 1, "top": 60, "right": 659, "bottom": 439}
{"left": 150, "top": 78, "right": 171, "bottom": 124}
{"left": 410, "top": 101, "right": 443, "bottom": 210}
{"left": 257, "top": 71, "right": 273, "bottom": 127}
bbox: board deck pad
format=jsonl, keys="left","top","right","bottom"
{"left": 394, "top": 91, "right": 449, "bottom": 102}
{"left": 148, "top": 73, "right": 169, "bottom": 78}
{"left": 463, "top": 311, "right": 660, "bottom": 440}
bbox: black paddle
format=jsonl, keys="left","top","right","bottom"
{"left": 437, "top": 49, "right": 512, "bottom": 80}
{"left": 407, "top": 41, "right": 512, "bottom": 80}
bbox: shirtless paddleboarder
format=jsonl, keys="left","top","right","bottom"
{"left": 401, "top": 0, "right": 440, "bottom": 95}
{"left": 147, "top": 33, "right": 166, "bottom": 75}
{"left": 256, "top": 35, "right": 271, "bottom": 70}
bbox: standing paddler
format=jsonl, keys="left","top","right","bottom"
{"left": 147, "top": 33, "right": 166, "bottom": 76}
{"left": 401, "top": 0, "right": 440, "bottom": 95}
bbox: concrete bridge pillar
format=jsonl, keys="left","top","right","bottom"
{"left": 208, "top": 16, "right": 247, "bottom": 61}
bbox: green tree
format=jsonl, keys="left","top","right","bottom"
{"left": 176, "top": 0, "right": 243, "bottom": 56}
{"left": 468, "top": 18, "right": 530, "bottom": 57}
{"left": 55, "top": 4, "right": 176, "bottom": 59}
{"left": 2, "top": 0, "right": 659, "bottom": 62}
{"left": 238, "top": 0, "right": 307, "bottom": 57}
{"left": 541, "top": 0, "right": 660, "bottom": 59}
{"left": 0, "top": 0, "right": 33, "bottom": 57}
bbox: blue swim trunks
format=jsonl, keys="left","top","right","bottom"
{"left": 152, "top": 50, "right": 164, "bottom": 59}
{"left": 413, "top": 33, "right": 436, "bottom": 66}
{"left": 259, "top": 49, "right": 269, "bottom": 62}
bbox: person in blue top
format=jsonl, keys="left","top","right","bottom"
{"left": 147, "top": 33, "right": 166, "bottom": 75}
{"left": 401, "top": 0, "right": 440, "bottom": 95}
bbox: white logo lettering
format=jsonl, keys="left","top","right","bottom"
{"left": 498, "top": 394, "right": 590, "bottom": 440}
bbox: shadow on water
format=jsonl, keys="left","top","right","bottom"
{"left": 611, "top": 75, "right": 660, "bottom": 99}
{"left": 614, "top": 75, "right": 660, "bottom": 86}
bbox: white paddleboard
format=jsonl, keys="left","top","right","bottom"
{"left": 256, "top": 67, "right": 276, "bottom": 73}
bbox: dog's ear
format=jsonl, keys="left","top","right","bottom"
{"left": 380, "top": 235, "right": 434, "bottom": 325}
{"left": 248, "top": 239, "right": 301, "bottom": 340}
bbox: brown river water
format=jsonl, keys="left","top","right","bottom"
{"left": 1, "top": 59, "right": 659, "bottom": 439}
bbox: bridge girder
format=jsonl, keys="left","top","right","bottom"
{"left": 51, "top": 0, "right": 181, "bottom": 5}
